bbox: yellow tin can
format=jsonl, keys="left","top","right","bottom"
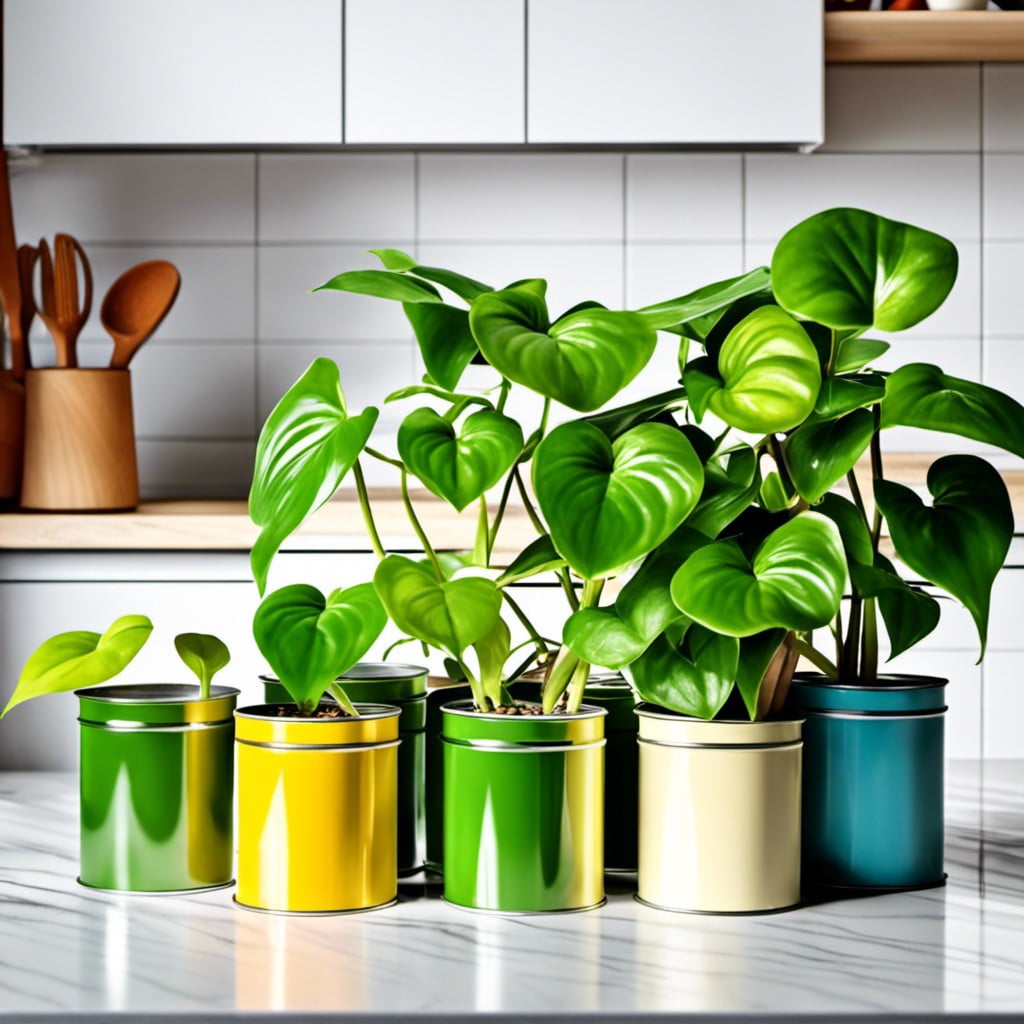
{"left": 636, "top": 705, "right": 802, "bottom": 914}
{"left": 235, "top": 703, "right": 400, "bottom": 914}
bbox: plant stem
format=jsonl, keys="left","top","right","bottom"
{"left": 841, "top": 597, "right": 861, "bottom": 682}
{"left": 538, "top": 397, "right": 551, "bottom": 435}
{"left": 474, "top": 496, "right": 490, "bottom": 566}
{"left": 846, "top": 467, "right": 868, "bottom": 522}
{"left": 869, "top": 405, "right": 884, "bottom": 548}
{"left": 514, "top": 466, "right": 545, "bottom": 535}
{"left": 861, "top": 597, "right": 879, "bottom": 685}
{"left": 353, "top": 459, "right": 386, "bottom": 561}
{"left": 401, "top": 471, "right": 444, "bottom": 579}
{"left": 503, "top": 590, "right": 548, "bottom": 655}
{"left": 328, "top": 682, "right": 360, "bottom": 717}
{"left": 489, "top": 469, "right": 517, "bottom": 552}
{"left": 794, "top": 637, "right": 839, "bottom": 680}
{"left": 382, "top": 636, "right": 417, "bottom": 660}
{"left": 364, "top": 445, "right": 404, "bottom": 469}
{"left": 496, "top": 378, "right": 511, "bottom": 414}
{"left": 560, "top": 578, "right": 604, "bottom": 713}
{"left": 542, "top": 645, "right": 579, "bottom": 713}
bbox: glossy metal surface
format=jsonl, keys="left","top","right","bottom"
{"left": 637, "top": 705, "right": 802, "bottom": 913}
{"left": 75, "top": 683, "right": 237, "bottom": 893}
{"left": 262, "top": 663, "right": 427, "bottom": 874}
{"left": 793, "top": 675, "right": 947, "bottom": 890}
{"left": 441, "top": 699, "right": 605, "bottom": 913}
{"left": 235, "top": 703, "right": 399, "bottom": 914}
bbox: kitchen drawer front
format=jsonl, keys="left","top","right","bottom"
{"left": 527, "top": 0, "right": 823, "bottom": 146}
{"left": 345, "top": 0, "right": 525, "bottom": 144}
{"left": 3, "top": 0, "right": 343, "bottom": 146}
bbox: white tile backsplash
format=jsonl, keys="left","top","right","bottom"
{"left": 823, "top": 65, "right": 980, "bottom": 153}
{"left": 10, "top": 154, "right": 255, "bottom": 243}
{"left": 626, "top": 155, "right": 743, "bottom": 242}
{"left": 418, "top": 154, "right": 623, "bottom": 242}
{"left": 984, "top": 66, "right": 1024, "bottom": 152}
{"left": 257, "top": 244, "right": 414, "bottom": 342}
{"left": 745, "top": 154, "right": 981, "bottom": 243}
{"left": 258, "top": 154, "right": 416, "bottom": 242}
{"left": 9, "top": 63, "right": 1024, "bottom": 760}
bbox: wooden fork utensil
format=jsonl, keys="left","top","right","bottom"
{"left": 36, "top": 234, "right": 92, "bottom": 368}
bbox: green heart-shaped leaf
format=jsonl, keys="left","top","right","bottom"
{"left": 398, "top": 407, "right": 523, "bottom": 511}
{"left": 472, "top": 616, "right": 511, "bottom": 701}
{"left": 834, "top": 337, "right": 890, "bottom": 374}
{"left": 373, "top": 555, "right": 502, "bottom": 658}
{"left": 369, "top": 248, "right": 493, "bottom": 302}
{"left": 815, "top": 374, "right": 886, "bottom": 419}
{"left": 850, "top": 555, "right": 941, "bottom": 659}
{"left": 816, "top": 493, "right": 874, "bottom": 567}
{"left": 882, "top": 363, "right": 1024, "bottom": 458}
{"left": 563, "top": 527, "right": 707, "bottom": 668}
{"left": 689, "top": 445, "right": 760, "bottom": 539}
{"left": 3, "top": 614, "right": 154, "bottom": 717}
{"left": 671, "top": 513, "right": 846, "bottom": 637}
{"left": 174, "top": 633, "right": 230, "bottom": 699}
{"left": 497, "top": 535, "right": 566, "bottom": 585}
{"left": 875, "top": 455, "right": 1012, "bottom": 656}
{"left": 534, "top": 420, "right": 704, "bottom": 580}
{"left": 735, "top": 629, "right": 790, "bottom": 722}
{"left": 470, "top": 280, "right": 656, "bottom": 412}
{"left": 249, "top": 359, "right": 378, "bottom": 594}
{"left": 584, "top": 388, "right": 686, "bottom": 440}
{"left": 402, "top": 303, "right": 479, "bottom": 392}
{"left": 314, "top": 269, "right": 442, "bottom": 303}
{"left": 637, "top": 267, "right": 772, "bottom": 331}
{"left": 687, "top": 306, "right": 821, "bottom": 433}
{"left": 253, "top": 583, "right": 386, "bottom": 713}
{"left": 626, "top": 626, "right": 739, "bottom": 720}
{"left": 785, "top": 409, "right": 874, "bottom": 504}
{"left": 771, "top": 207, "right": 958, "bottom": 332}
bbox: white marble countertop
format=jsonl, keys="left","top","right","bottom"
{"left": 1, "top": 762, "right": 1023, "bottom": 1022}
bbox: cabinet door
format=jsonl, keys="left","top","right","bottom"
{"left": 345, "top": 0, "right": 524, "bottom": 144}
{"left": 527, "top": 0, "right": 822, "bottom": 146}
{"left": 4, "top": 0, "right": 343, "bottom": 145}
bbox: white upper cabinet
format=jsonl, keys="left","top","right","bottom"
{"left": 345, "top": 0, "right": 525, "bottom": 144}
{"left": 527, "top": 0, "right": 823, "bottom": 147}
{"left": 3, "top": 0, "right": 343, "bottom": 146}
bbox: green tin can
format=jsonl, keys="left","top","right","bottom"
{"left": 792, "top": 674, "right": 947, "bottom": 891}
{"left": 262, "top": 661, "right": 428, "bottom": 875}
{"left": 425, "top": 683, "right": 473, "bottom": 873}
{"left": 76, "top": 683, "right": 238, "bottom": 893}
{"left": 583, "top": 672, "right": 638, "bottom": 872}
{"left": 441, "top": 699, "right": 606, "bottom": 913}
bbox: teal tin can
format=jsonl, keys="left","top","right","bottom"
{"left": 791, "top": 674, "right": 947, "bottom": 892}
{"left": 441, "top": 699, "right": 606, "bottom": 913}
{"left": 76, "top": 683, "right": 238, "bottom": 893}
{"left": 262, "top": 661, "right": 428, "bottom": 875}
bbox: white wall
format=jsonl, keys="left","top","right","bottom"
{"left": 3, "top": 63, "right": 1023, "bottom": 763}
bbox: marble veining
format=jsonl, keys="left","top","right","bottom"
{"left": 0, "top": 763, "right": 1022, "bottom": 1019}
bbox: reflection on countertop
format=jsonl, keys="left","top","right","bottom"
{"left": 0, "top": 762, "right": 1022, "bottom": 1020}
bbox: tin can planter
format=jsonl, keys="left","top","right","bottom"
{"left": 584, "top": 672, "right": 638, "bottom": 872}
{"left": 441, "top": 699, "right": 606, "bottom": 913}
{"left": 425, "top": 682, "right": 473, "bottom": 872}
{"left": 636, "top": 704, "right": 802, "bottom": 914}
{"left": 235, "top": 702, "right": 400, "bottom": 914}
{"left": 76, "top": 683, "right": 238, "bottom": 893}
{"left": 262, "top": 662, "right": 427, "bottom": 875}
{"left": 791, "top": 674, "right": 947, "bottom": 892}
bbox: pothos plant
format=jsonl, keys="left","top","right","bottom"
{"left": 2, "top": 616, "right": 231, "bottom": 716}
{"left": 248, "top": 207, "right": 1021, "bottom": 722}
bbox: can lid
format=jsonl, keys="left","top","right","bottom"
{"left": 635, "top": 703, "right": 802, "bottom": 747}
{"left": 441, "top": 698, "right": 605, "bottom": 746}
{"left": 76, "top": 683, "right": 239, "bottom": 725}
{"left": 235, "top": 702, "right": 400, "bottom": 747}
{"left": 791, "top": 673, "right": 948, "bottom": 713}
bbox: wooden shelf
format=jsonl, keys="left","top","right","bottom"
{"left": 1, "top": 463, "right": 1022, "bottom": 551}
{"left": 826, "top": 11, "right": 1024, "bottom": 63}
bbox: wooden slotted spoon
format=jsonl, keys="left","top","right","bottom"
{"left": 101, "top": 260, "right": 181, "bottom": 369}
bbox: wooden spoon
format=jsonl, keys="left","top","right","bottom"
{"left": 35, "top": 238, "right": 76, "bottom": 368}
{"left": 16, "top": 244, "right": 37, "bottom": 370}
{"left": 101, "top": 260, "right": 181, "bottom": 369}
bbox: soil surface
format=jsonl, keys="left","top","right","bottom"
{"left": 475, "top": 702, "right": 566, "bottom": 716}
{"left": 271, "top": 704, "right": 354, "bottom": 719}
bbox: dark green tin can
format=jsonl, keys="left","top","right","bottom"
{"left": 76, "top": 683, "right": 238, "bottom": 893}
{"left": 262, "top": 661, "right": 428, "bottom": 875}
{"left": 792, "top": 674, "right": 947, "bottom": 891}
{"left": 441, "top": 699, "right": 606, "bottom": 913}
{"left": 583, "top": 672, "right": 638, "bottom": 872}
{"left": 425, "top": 683, "right": 473, "bottom": 872}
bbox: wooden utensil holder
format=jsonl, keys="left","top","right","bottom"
{"left": 0, "top": 370, "right": 25, "bottom": 502}
{"left": 21, "top": 368, "right": 138, "bottom": 510}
